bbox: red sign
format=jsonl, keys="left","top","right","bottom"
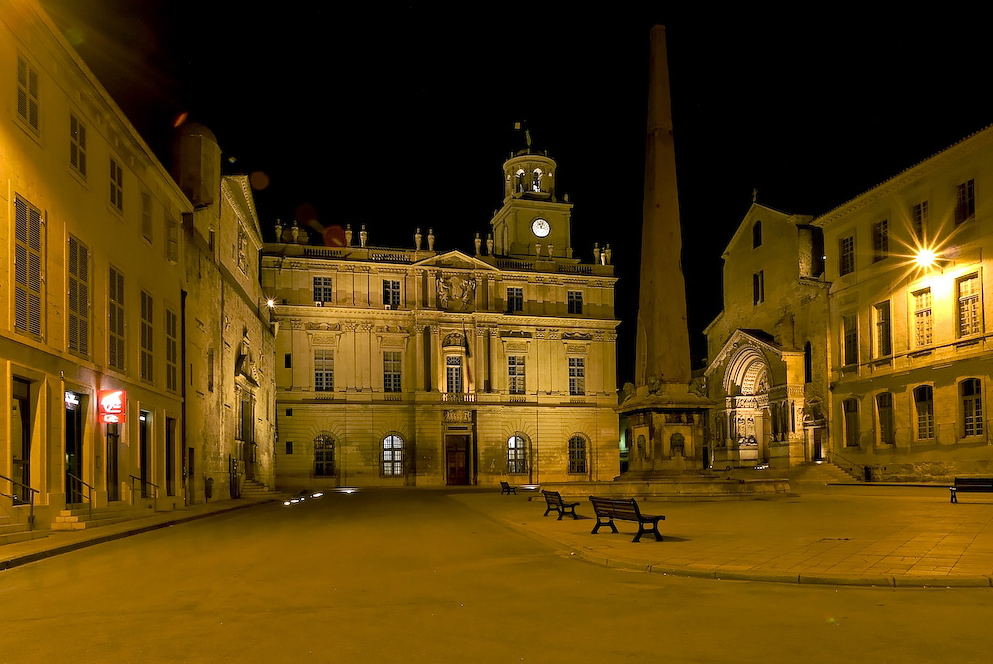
{"left": 98, "top": 390, "right": 126, "bottom": 424}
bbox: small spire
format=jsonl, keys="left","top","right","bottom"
{"left": 752, "top": 188, "right": 758, "bottom": 204}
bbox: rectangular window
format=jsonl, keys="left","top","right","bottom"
{"left": 314, "top": 349, "right": 334, "bottom": 392}
{"left": 285, "top": 441, "right": 293, "bottom": 455}
{"left": 876, "top": 392, "right": 895, "bottom": 444}
{"left": 67, "top": 235, "right": 89, "bottom": 356}
{"left": 507, "top": 287, "right": 523, "bottom": 312}
{"left": 752, "top": 271, "right": 764, "bottom": 305}
{"left": 383, "top": 279, "right": 400, "bottom": 308}
{"left": 508, "top": 356, "right": 526, "bottom": 395}
{"left": 839, "top": 235, "right": 855, "bottom": 276}
{"left": 446, "top": 356, "right": 463, "bottom": 393}
{"left": 70, "top": 114, "right": 87, "bottom": 177}
{"left": 567, "top": 290, "right": 583, "bottom": 315}
{"left": 843, "top": 399, "right": 859, "bottom": 447}
{"left": 568, "top": 357, "right": 585, "bottom": 395}
{"left": 110, "top": 158, "right": 124, "bottom": 212}
{"left": 313, "top": 276, "right": 333, "bottom": 304}
{"left": 165, "top": 217, "right": 179, "bottom": 262}
{"left": 141, "top": 192, "right": 153, "bottom": 242}
{"left": 913, "top": 288, "right": 933, "bottom": 346}
{"left": 914, "top": 386, "right": 934, "bottom": 440}
{"left": 140, "top": 290, "right": 153, "bottom": 382}
{"left": 962, "top": 378, "right": 983, "bottom": 438}
{"left": 108, "top": 267, "right": 125, "bottom": 370}
{"left": 568, "top": 436, "right": 587, "bottom": 474}
{"left": 384, "top": 351, "right": 402, "bottom": 392}
{"left": 165, "top": 308, "right": 178, "bottom": 392}
{"left": 284, "top": 353, "right": 292, "bottom": 369}
{"left": 958, "top": 273, "right": 981, "bottom": 337}
{"left": 14, "top": 196, "right": 43, "bottom": 338}
{"left": 871, "top": 220, "right": 888, "bottom": 262}
{"left": 842, "top": 314, "right": 858, "bottom": 367}
{"left": 955, "top": 179, "right": 976, "bottom": 225}
{"left": 873, "top": 301, "right": 891, "bottom": 357}
{"left": 16, "top": 56, "right": 39, "bottom": 131}
{"left": 912, "top": 201, "right": 928, "bottom": 242}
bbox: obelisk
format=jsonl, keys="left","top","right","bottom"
{"left": 635, "top": 24, "right": 691, "bottom": 389}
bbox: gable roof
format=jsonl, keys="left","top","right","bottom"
{"left": 412, "top": 250, "right": 501, "bottom": 272}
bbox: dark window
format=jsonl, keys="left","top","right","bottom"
{"left": 955, "top": 179, "right": 975, "bottom": 225}
{"left": 314, "top": 434, "right": 334, "bottom": 476}
{"left": 568, "top": 436, "right": 587, "bottom": 474}
{"left": 285, "top": 441, "right": 293, "bottom": 455}
{"left": 567, "top": 291, "right": 583, "bottom": 315}
{"left": 874, "top": 301, "right": 891, "bottom": 357}
{"left": 839, "top": 235, "right": 855, "bottom": 276}
{"left": 383, "top": 279, "right": 400, "bottom": 308}
{"left": 16, "top": 56, "right": 39, "bottom": 131}
{"left": 285, "top": 408, "right": 293, "bottom": 416}
{"left": 13, "top": 196, "right": 43, "bottom": 338}
{"left": 876, "top": 393, "right": 895, "bottom": 444}
{"left": 284, "top": 353, "right": 292, "bottom": 368}
{"left": 804, "top": 341, "right": 812, "bottom": 384}
{"left": 843, "top": 399, "right": 859, "bottom": 447}
{"left": 752, "top": 220, "right": 762, "bottom": 248}
{"left": 871, "top": 220, "right": 888, "bottom": 262}
{"left": 842, "top": 315, "right": 858, "bottom": 367}
{"left": 110, "top": 158, "right": 124, "bottom": 212}
{"left": 752, "top": 271, "right": 764, "bottom": 305}
{"left": 313, "top": 276, "right": 333, "bottom": 303}
{"left": 507, "top": 287, "right": 523, "bottom": 312}
{"left": 914, "top": 386, "right": 934, "bottom": 440}
{"left": 70, "top": 115, "right": 87, "bottom": 176}
{"left": 962, "top": 378, "right": 984, "bottom": 438}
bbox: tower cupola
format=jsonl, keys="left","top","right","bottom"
{"left": 502, "top": 151, "right": 557, "bottom": 203}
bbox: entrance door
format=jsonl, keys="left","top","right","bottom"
{"left": 11, "top": 378, "right": 31, "bottom": 504}
{"left": 107, "top": 423, "right": 120, "bottom": 502}
{"left": 65, "top": 396, "right": 83, "bottom": 504}
{"left": 139, "top": 411, "right": 151, "bottom": 498}
{"left": 813, "top": 428, "right": 823, "bottom": 461}
{"left": 165, "top": 417, "right": 176, "bottom": 497}
{"left": 445, "top": 436, "right": 469, "bottom": 485}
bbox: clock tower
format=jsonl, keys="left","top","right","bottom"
{"left": 489, "top": 148, "right": 575, "bottom": 260}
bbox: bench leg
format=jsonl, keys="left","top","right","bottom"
{"left": 592, "top": 518, "right": 618, "bottom": 535}
{"left": 634, "top": 522, "right": 663, "bottom": 543}
{"left": 566, "top": 506, "right": 579, "bottom": 520}
{"left": 556, "top": 508, "right": 565, "bottom": 520}
{"left": 950, "top": 488, "right": 957, "bottom": 504}
{"left": 543, "top": 506, "right": 554, "bottom": 517}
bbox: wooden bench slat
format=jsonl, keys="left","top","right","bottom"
{"left": 950, "top": 477, "right": 993, "bottom": 503}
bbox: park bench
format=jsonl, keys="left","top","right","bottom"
{"left": 950, "top": 477, "right": 993, "bottom": 503}
{"left": 589, "top": 496, "right": 665, "bottom": 542}
{"left": 542, "top": 490, "right": 580, "bottom": 520}
{"left": 500, "top": 481, "right": 517, "bottom": 495}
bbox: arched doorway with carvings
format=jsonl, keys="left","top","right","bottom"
{"left": 723, "top": 344, "right": 774, "bottom": 465}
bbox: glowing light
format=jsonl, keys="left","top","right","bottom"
{"left": 915, "top": 248, "right": 937, "bottom": 268}
{"left": 173, "top": 112, "right": 188, "bottom": 128}
{"left": 266, "top": 298, "right": 276, "bottom": 308}
{"left": 283, "top": 501, "right": 291, "bottom": 506}
{"left": 312, "top": 492, "right": 324, "bottom": 498}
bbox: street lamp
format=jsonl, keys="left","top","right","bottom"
{"left": 915, "top": 248, "right": 937, "bottom": 269}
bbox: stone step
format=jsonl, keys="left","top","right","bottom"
{"left": 50, "top": 504, "right": 155, "bottom": 530}
{"left": 0, "top": 528, "right": 48, "bottom": 546}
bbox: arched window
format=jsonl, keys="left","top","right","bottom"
{"left": 961, "top": 378, "right": 984, "bottom": 438}
{"left": 842, "top": 398, "right": 859, "bottom": 448}
{"left": 507, "top": 435, "right": 528, "bottom": 474}
{"left": 314, "top": 433, "right": 335, "bottom": 477}
{"left": 531, "top": 168, "right": 542, "bottom": 192}
{"left": 876, "top": 392, "right": 895, "bottom": 444}
{"left": 913, "top": 385, "right": 934, "bottom": 440}
{"left": 568, "top": 435, "right": 587, "bottom": 474}
{"left": 516, "top": 169, "right": 526, "bottom": 193}
{"left": 752, "top": 220, "right": 762, "bottom": 248}
{"left": 382, "top": 434, "right": 404, "bottom": 477}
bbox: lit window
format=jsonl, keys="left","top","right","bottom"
{"left": 313, "top": 276, "right": 333, "bottom": 304}
{"left": 955, "top": 179, "right": 975, "bottom": 225}
{"left": 314, "top": 349, "right": 334, "bottom": 392}
{"left": 957, "top": 273, "right": 981, "bottom": 337}
{"left": 843, "top": 398, "right": 859, "bottom": 448}
{"left": 384, "top": 351, "right": 401, "bottom": 392}
{"left": 912, "top": 201, "right": 928, "bottom": 242}
{"left": 871, "top": 220, "right": 888, "bottom": 262}
{"left": 67, "top": 235, "right": 89, "bottom": 356}
{"left": 508, "top": 356, "right": 526, "bottom": 395}
{"left": 839, "top": 235, "right": 855, "bottom": 276}
{"left": 16, "top": 56, "right": 39, "bottom": 131}
{"left": 568, "top": 357, "right": 585, "bottom": 395}
{"left": 961, "top": 378, "right": 984, "bottom": 438}
{"left": 140, "top": 291, "right": 154, "bottom": 382}
{"left": 383, "top": 279, "right": 400, "bottom": 308}
{"left": 567, "top": 291, "right": 583, "bottom": 315}
{"left": 110, "top": 158, "right": 124, "bottom": 212}
{"left": 914, "top": 386, "right": 934, "bottom": 440}
{"left": 531, "top": 168, "right": 542, "bottom": 192}
{"left": 842, "top": 314, "right": 858, "bottom": 367}
{"left": 313, "top": 433, "right": 335, "bottom": 476}
{"left": 108, "top": 268, "right": 125, "bottom": 370}
{"left": 382, "top": 434, "right": 404, "bottom": 477}
{"left": 70, "top": 115, "right": 86, "bottom": 176}
{"left": 446, "top": 356, "right": 463, "bottom": 394}
{"left": 876, "top": 392, "right": 895, "bottom": 444}
{"left": 516, "top": 169, "right": 526, "bottom": 193}
{"left": 568, "top": 435, "right": 587, "bottom": 474}
{"left": 873, "top": 301, "right": 891, "bottom": 357}
{"left": 507, "top": 435, "right": 527, "bottom": 474}
{"left": 507, "top": 287, "right": 523, "bottom": 312}
{"left": 913, "top": 288, "right": 933, "bottom": 346}
{"left": 13, "top": 196, "right": 43, "bottom": 338}
{"left": 752, "top": 271, "right": 764, "bottom": 305}
{"left": 752, "top": 220, "right": 762, "bottom": 248}
{"left": 166, "top": 309, "right": 178, "bottom": 392}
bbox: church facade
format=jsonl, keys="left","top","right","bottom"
{"left": 261, "top": 150, "right": 620, "bottom": 489}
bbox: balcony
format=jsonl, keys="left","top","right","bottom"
{"left": 442, "top": 392, "right": 476, "bottom": 404}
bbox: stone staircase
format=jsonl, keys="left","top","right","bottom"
{"left": 50, "top": 503, "right": 156, "bottom": 531}
{"left": 0, "top": 514, "right": 47, "bottom": 546}
{"left": 240, "top": 478, "right": 282, "bottom": 500}
{"left": 786, "top": 461, "right": 862, "bottom": 484}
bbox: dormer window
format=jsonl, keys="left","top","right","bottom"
{"left": 752, "top": 220, "right": 762, "bottom": 248}
{"left": 531, "top": 168, "right": 542, "bottom": 192}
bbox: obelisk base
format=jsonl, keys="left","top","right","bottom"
{"left": 617, "top": 383, "right": 714, "bottom": 474}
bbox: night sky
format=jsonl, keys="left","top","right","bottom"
{"left": 41, "top": 2, "right": 993, "bottom": 384}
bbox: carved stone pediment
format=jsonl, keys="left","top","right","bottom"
{"left": 305, "top": 322, "right": 341, "bottom": 331}
{"left": 308, "top": 331, "right": 342, "bottom": 347}
{"left": 436, "top": 274, "right": 476, "bottom": 311}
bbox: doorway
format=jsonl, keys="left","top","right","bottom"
{"left": 165, "top": 417, "right": 176, "bottom": 497}
{"left": 11, "top": 378, "right": 31, "bottom": 503}
{"left": 445, "top": 436, "right": 470, "bottom": 485}
{"left": 65, "top": 394, "right": 83, "bottom": 505}
{"left": 813, "top": 427, "right": 823, "bottom": 462}
{"left": 139, "top": 411, "right": 151, "bottom": 497}
{"left": 107, "top": 423, "right": 120, "bottom": 502}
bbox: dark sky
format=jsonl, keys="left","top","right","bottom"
{"left": 42, "top": 2, "right": 993, "bottom": 384}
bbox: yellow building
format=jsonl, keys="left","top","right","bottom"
{"left": 704, "top": 204, "right": 830, "bottom": 468}
{"left": 262, "top": 148, "right": 620, "bottom": 489}
{"left": 816, "top": 126, "right": 993, "bottom": 481}
{"left": 1, "top": 1, "right": 275, "bottom": 536}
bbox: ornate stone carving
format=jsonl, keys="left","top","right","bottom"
{"left": 505, "top": 341, "right": 528, "bottom": 352}
{"left": 305, "top": 322, "right": 341, "bottom": 331}
{"left": 442, "top": 332, "right": 466, "bottom": 347}
{"left": 444, "top": 409, "right": 472, "bottom": 423}
{"left": 565, "top": 344, "right": 588, "bottom": 354}
{"left": 561, "top": 331, "right": 593, "bottom": 341}
{"left": 289, "top": 319, "right": 304, "bottom": 330}
{"left": 310, "top": 332, "right": 339, "bottom": 346}
{"left": 436, "top": 273, "right": 476, "bottom": 311}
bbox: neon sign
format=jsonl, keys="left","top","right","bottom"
{"left": 97, "top": 390, "right": 126, "bottom": 424}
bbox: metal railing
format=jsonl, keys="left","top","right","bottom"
{"left": 824, "top": 450, "right": 864, "bottom": 481}
{"left": 0, "top": 473, "right": 39, "bottom": 530}
{"left": 66, "top": 472, "right": 94, "bottom": 521}
{"left": 129, "top": 475, "right": 159, "bottom": 511}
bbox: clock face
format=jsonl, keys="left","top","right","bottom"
{"left": 531, "top": 218, "right": 550, "bottom": 238}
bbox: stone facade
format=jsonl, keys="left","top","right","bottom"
{"left": 815, "top": 127, "right": 993, "bottom": 482}
{"left": 262, "top": 150, "right": 620, "bottom": 489}
{"left": 704, "top": 204, "right": 830, "bottom": 468}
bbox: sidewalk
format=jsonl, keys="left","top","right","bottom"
{"left": 0, "top": 497, "right": 273, "bottom": 571}
{"left": 451, "top": 483, "right": 993, "bottom": 588}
